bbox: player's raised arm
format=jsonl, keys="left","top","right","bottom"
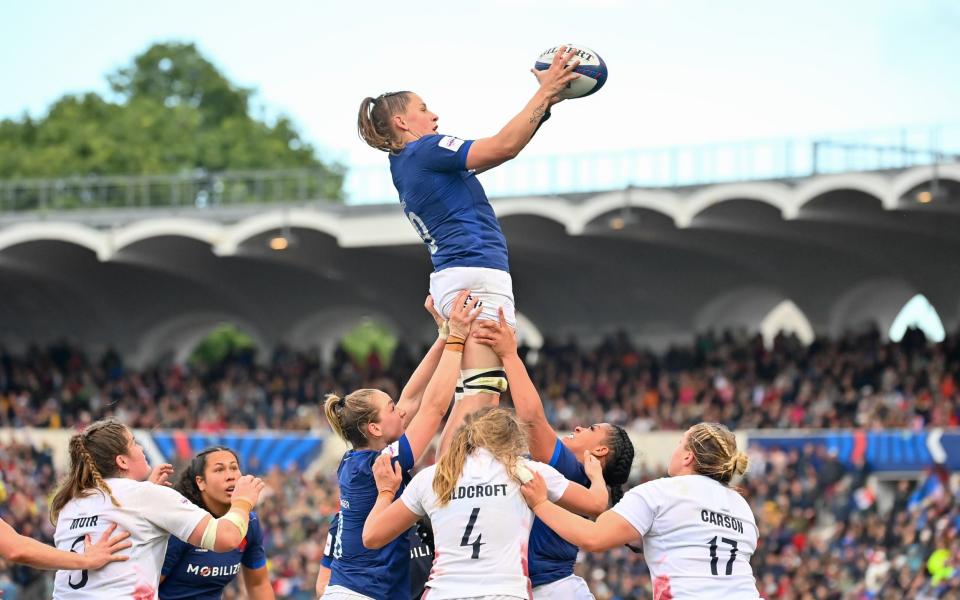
{"left": 404, "top": 291, "right": 482, "bottom": 462}
{"left": 472, "top": 308, "right": 557, "bottom": 461}
{"left": 464, "top": 46, "right": 581, "bottom": 172}
{"left": 395, "top": 296, "right": 450, "bottom": 428}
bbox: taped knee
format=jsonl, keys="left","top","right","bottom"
{"left": 460, "top": 368, "right": 508, "bottom": 397}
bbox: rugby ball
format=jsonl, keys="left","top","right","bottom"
{"left": 534, "top": 44, "right": 608, "bottom": 100}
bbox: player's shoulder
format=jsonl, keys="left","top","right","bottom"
{"left": 409, "top": 464, "right": 437, "bottom": 487}
{"left": 411, "top": 133, "right": 467, "bottom": 155}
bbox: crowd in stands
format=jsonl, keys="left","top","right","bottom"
{"left": 0, "top": 326, "right": 957, "bottom": 433}
{"left": 2, "top": 439, "right": 959, "bottom": 598}
{"left": 0, "top": 326, "right": 959, "bottom": 598}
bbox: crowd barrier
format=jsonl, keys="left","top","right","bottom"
{"left": 3, "top": 427, "right": 956, "bottom": 477}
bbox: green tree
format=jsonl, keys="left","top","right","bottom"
{"left": 0, "top": 42, "right": 344, "bottom": 202}
{"left": 189, "top": 323, "right": 256, "bottom": 368}
{"left": 340, "top": 319, "right": 398, "bottom": 369}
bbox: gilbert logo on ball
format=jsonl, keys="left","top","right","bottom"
{"left": 535, "top": 44, "right": 608, "bottom": 100}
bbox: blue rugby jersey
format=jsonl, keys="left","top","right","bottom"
{"left": 158, "top": 511, "right": 266, "bottom": 600}
{"left": 528, "top": 440, "right": 591, "bottom": 587}
{"left": 328, "top": 435, "right": 415, "bottom": 600}
{"left": 389, "top": 134, "right": 510, "bottom": 273}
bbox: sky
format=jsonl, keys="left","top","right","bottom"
{"left": 2, "top": 0, "right": 959, "bottom": 173}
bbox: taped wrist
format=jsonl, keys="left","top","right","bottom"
{"left": 460, "top": 368, "right": 508, "bottom": 397}
{"left": 198, "top": 506, "right": 251, "bottom": 550}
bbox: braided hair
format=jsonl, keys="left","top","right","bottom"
{"left": 173, "top": 446, "right": 241, "bottom": 513}
{"left": 50, "top": 419, "right": 128, "bottom": 524}
{"left": 686, "top": 423, "right": 749, "bottom": 485}
{"left": 601, "top": 425, "right": 636, "bottom": 505}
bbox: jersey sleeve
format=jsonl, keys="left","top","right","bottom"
{"left": 241, "top": 512, "right": 268, "bottom": 570}
{"left": 384, "top": 433, "right": 415, "bottom": 472}
{"left": 139, "top": 483, "right": 210, "bottom": 542}
{"left": 610, "top": 481, "right": 659, "bottom": 537}
{"left": 412, "top": 134, "right": 475, "bottom": 172}
{"left": 320, "top": 513, "right": 338, "bottom": 568}
{"left": 160, "top": 533, "right": 189, "bottom": 577}
{"left": 548, "top": 439, "right": 590, "bottom": 486}
{"left": 527, "top": 460, "right": 570, "bottom": 502}
{"left": 399, "top": 469, "right": 431, "bottom": 517}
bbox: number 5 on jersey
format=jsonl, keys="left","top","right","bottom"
{"left": 460, "top": 507, "right": 485, "bottom": 559}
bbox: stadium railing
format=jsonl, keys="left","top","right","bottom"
{"left": 1, "top": 125, "right": 958, "bottom": 211}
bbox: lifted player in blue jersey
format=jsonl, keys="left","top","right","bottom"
{"left": 159, "top": 447, "right": 273, "bottom": 600}
{"left": 320, "top": 292, "right": 481, "bottom": 600}
{"left": 473, "top": 309, "right": 636, "bottom": 600}
{"left": 356, "top": 46, "right": 584, "bottom": 430}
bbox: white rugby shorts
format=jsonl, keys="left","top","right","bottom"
{"left": 533, "top": 574, "right": 596, "bottom": 600}
{"left": 429, "top": 267, "right": 516, "bottom": 328}
{"left": 321, "top": 585, "right": 376, "bottom": 600}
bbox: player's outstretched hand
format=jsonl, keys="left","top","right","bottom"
{"left": 530, "top": 45, "right": 581, "bottom": 102}
{"left": 232, "top": 474, "right": 266, "bottom": 507}
{"left": 520, "top": 471, "right": 549, "bottom": 509}
{"left": 148, "top": 463, "right": 174, "bottom": 487}
{"left": 472, "top": 307, "right": 517, "bottom": 359}
{"left": 373, "top": 454, "right": 402, "bottom": 496}
{"left": 424, "top": 295, "right": 445, "bottom": 329}
{"left": 583, "top": 450, "right": 604, "bottom": 484}
{"left": 448, "top": 290, "right": 482, "bottom": 339}
{"left": 82, "top": 523, "right": 131, "bottom": 569}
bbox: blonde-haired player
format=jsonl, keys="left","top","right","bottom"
{"left": 362, "top": 407, "right": 609, "bottom": 599}
{"left": 520, "top": 423, "right": 761, "bottom": 600}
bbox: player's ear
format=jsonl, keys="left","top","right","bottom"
{"left": 367, "top": 421, "right": 383, "bottom": 439}
{"left": 196, "top": 475, "right": 206, "bottom": 492}
{"left": 115, "top": 454, "right": 128, "bottom": 471}
{"left": 592, "top": 446, "right": 610, "bottom": 459}
{"left": 392, "top": 113, "right": 407, "bottom": 132}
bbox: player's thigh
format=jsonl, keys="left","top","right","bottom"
{"left": 533, "top": 575, "right": 596, "bottom": 600}
{"left": 464, "top": 334, "right": 500, "bottom": 370}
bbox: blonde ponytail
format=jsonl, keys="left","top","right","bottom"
{"left": 357, "top": 92, "right": 412, "bottom": 152}
{"left": 323, "top": 390, "right": 382, "bottom": 449}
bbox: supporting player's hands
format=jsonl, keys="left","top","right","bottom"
{"left": 147, "top": 463, "right": 174, "bottom": 487}
{"left": 232, "top": 474, "right": 266, "bottom": 507}
{"left": 425, "top": 295, "right": 446, "bottom": 332}
{"left": 520, "top": 471, "right": 549, "bottom": 509}
{"left": 447, "top": 290, "right": 483, "bottom": 339}
{"left": 530, "top": 45, "right": 581, "bottom": 104}
{"left": 471, "top": 307, "right": 518, "bottom": 359}
{"left": 583, "top": 451, "right": 604, "bottom": 483}
{"left": 81, "top": 523, "right": 132, "bottom": 569}
{"left": 373, "top": 454, "right": 402, "bottom": 496}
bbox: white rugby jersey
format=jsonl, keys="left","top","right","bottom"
{"left": 611, "top": 475, "right": 761, "bottom": 599}
{"left": 53, "top": 477, "right": 209, "bottom": 599}
{"left": 400, "top": 449, "right": 569, "bottom": 599}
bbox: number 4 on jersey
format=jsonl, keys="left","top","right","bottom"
{"left": 460, "top": 507, "right": 485, "bottom": 559}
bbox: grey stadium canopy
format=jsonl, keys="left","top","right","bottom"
{"left": 1, "top": 162, "right": 959, "bottom": 366}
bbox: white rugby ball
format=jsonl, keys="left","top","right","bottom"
{"left": 534, "top": 44, "right": 608, "bottom": 100}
